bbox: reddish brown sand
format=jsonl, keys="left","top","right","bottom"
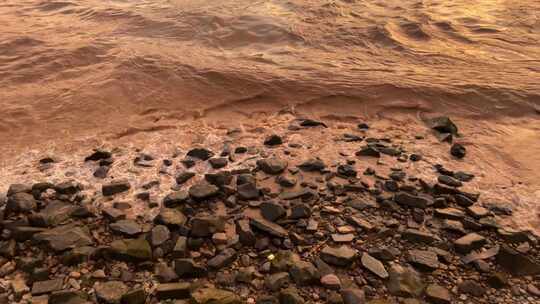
{"left": 0, "top": 1, "right": 539, "bottom": 233}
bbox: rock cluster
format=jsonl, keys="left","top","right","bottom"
{"left": 0, "top": 117, "right": 538, "bottom": 304}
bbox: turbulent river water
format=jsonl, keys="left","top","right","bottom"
{"left": 1, "top": 1, "right": 539, "bottom": 232}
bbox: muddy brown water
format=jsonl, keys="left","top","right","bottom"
{"left": 0, "top": 1, "right": 539, "bottom": 233}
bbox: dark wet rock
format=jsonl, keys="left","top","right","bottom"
{"left": 191, "top": 216, "right": 225, "bottom": 237}
{"left": 361, "top": 253, "right": 388, "bottom": 279}
{"left": 428, "top": 116, "right": 458, "bottom": 136}
{"left": 407, "top": 250, "right": 439, "bottom": 271}
{"left": 109, "top": 238, "right": 152, "bottom": 261}
{"left": 264, "top": 134, "right": 283, "bottom": 146}
{"left": 425, "top": 284, "right": 451, "bottom": 304}
{"left": 409, "top": 154, "right": 422, "bottom": 162}
{"left": 163, "top": 191, "right": 189, "bottom": 207}
{"left": 276, "top": 175, "right": 297, "bottom": 187}
{"left": 110, "top": 220, "right": 141, "bottom": 236}
{"left": 85, "top": 149, "right": 112, "bottom": 162}
{"left": 337, "top": 164, "right": 357, "bottom": 178}
{"left": 298, "top": 158, "right": 326, "bottom": 172}
{"left": 95, "top": 281, "right": 128, "bottom": 304}
{"left": 121, "top": 289, "right": 146, "bottom": 304}
{"left": 454, "top": 194, "right": 474, "bottom": 207}
{"left": 150, "top": 225, "right": 170, "bottom": 246}
{"left": 172, "top": 236, "right": 188, "bottom": 258}
{"left": 61, "top": 246, "right": 96, "bottom": 265}
{"left": 191, "top": 287, "right": 241, "bottom": 304}
{"left": 209, "top": 157, "right": 228, "bottom": 169}
{"left": 236, "top": 219, "right": 255, "bottom": 246}
{"left": 356, "top": 146, "right": 380, "bottom": 158}
{"left": 394, "top": 192, "right": 432, "bottom": 209}
{"left": 437, "top": 175, "right": 462, "bottom": 187}
{"left": 257, "top": 158, "right": 288, "bottom": 174}
{"left": 458, "top": 280, "right": 485, "bottom": 297}
{"left": 320, "top": 245, "right": 357, "bottom": 266}
{"left": 250, "top": 218, "right": 288, "bottom": 238}
{"left": 102, "top": 180, "right": 131, "bottom": 196}
{"left": 155, "top": 282, "right": 191, "bottom": 300}
{"left": 290, "top": 203, "right": 311, "bottom": 219}
{"left": 174, "top": 259, "right": 208, "bottom": 278}
{"left": 261, "top": 201, "right": 286, "bottom": 221}
{"left": 265, "top": 272, "right": 290, "bottom": 291}
{"left": 300, "top": 119, "right": 327, "bottom": 128}
{"left": 496, "top": 245, "right": 540, "bottom": 276}
{"left": 6, "top": 192, "right": 37, "bottom": 214}
{"left": 487, "top": 272, "right": 508, "bottom": 288}
{"left": 189, "top": 182, "right": 219, "bottom": 200}
{"left": 94, "top": 166, "right": 110, "bottom": 178}
{"left": 402, "top": 229, "right": 441, "bottom": 244}
{"left": 34, "top": 225, "right": 93, "bottom": 252}
{"left": 280, "top": 189, "right": 316, "bottom": 201}
{"left": 450, "top": 143, "right": 466, "bottom": 158}
{"left": 237, "top": 182, "right": 259, "bottom": 200}
{"left": 454, "top": 233, "right": 486, "bottom": 254}
{"left": 155, "top": 208, "right": 187, "bottom": 227}
{"left": 30, "top": 200, "right": 76, "bottom": 227}
{"left": 175, "top": 171, "right": 196, "bottom": 185}
{"left": 54, "top": 181, "right": 81, "bottom": 195}
{"left": 31, "top": 279, "right": 63, "bottom": 296}
{"left": 386, "top": 264, "right": 425, "bottom": 297}
{"left": 341, "top": 288, "right": 365, "bottom": 304}
{"left": 187, "top": 148, "right": 214, "bottom": 160}
{"left": 208, "top": 248, "right": 237, "bottom": 269}
{"left": 289, "top": 261, "right": 320, "bottom": 285}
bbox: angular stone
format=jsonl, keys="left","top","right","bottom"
{"left": 434, "top": 208, "right": 465, "bottom": 220}
{"left": 208, "top": 248, "right": 237, "bottom": 269}
{"left": 155, "top": 282, "right": 191, "bottom": 300}
{"left": 407, "top": 250, "right": 439, "bottom": 271}
{"left": 279, "top": 288, "right": 304, "bottom": 304}
{"left": 320, "top": 246, "right": 357, "bottom": 266}
{"left": 265, "top": 272, "right": 289, "bottom": 291}
{"left": 458, "top": 280, "right": 485, "bottom": 297}
{"left": 402, "top": 229, "right": 441, "bottom": 244}
{"left": 172, "top": 236, "right": 188, "bottom": 258}
{"left": 102, "top": 180, "right": 131, "bottom": 196}
{"left": 332, "top": 233, "right": 354, "bottom": 243}
{"left": 34, "top": 225, "right": 93, "bottom": 252}
{"left": 191, "top": 216, "right": 226, "bottom": 237}
{"left": 189, "top": 182, "right": 219, "bottom": 200}
{"left": 250, "top": 218, "right": 288, "bottom": 238}
{"left": 186, "top": 148, "right": 214, "bottom": 160}
{"left": 163, "top": 191, "right": 190, "bottom": 207}
{"left": 237, "top": 182, "right": 259, "bottom": 200}
{"left": 260, "top": 201, "right": 286, "bottom": 221}
{"left": 121, "top": 289, "right": 146, "bottom": 304}
{"left": 209, "top": 158, "right": 228, "bottom": 169}
{"left": 95, "top": 281, "right": 128, "bottom": 304}
{"left": 361, "top": 253, "right": 388, "bottom": 279}
{"left": 425, "top": 284, "right": 451, "bottom": 304}
{"left": 290, "top": 204, "right": 311, "bottom": 219}
{"left": 62, "top": 246, "right": 96, "bottom": 266}
{"left": 346, "top": 216, "right": 374, "bottom": 231}
{"left": 174, "top": 259, "right": 208, "bottom": 278}
{"left": 496, "top": 245, "right": 540, "bottom": 276}
{"left": 264, "top": 134, "right": 283, "bottom": 146}
{"left": 155, "top": 208, "right": 187, "bottom": 227}
{"left": 48, "top": 290, "right": 88, "bottom": 304}
{"left": 191, "top": 287, "right": 241, "bottom": 304}
{"left": 289, "top": 261, "right": 320, "bottom": 285}
{"left": 320, "top": 274, "right": 341, "bottom": 290}
{"left": 356, "top": 146, "right": 380, "bottom": 157}
{"left": 236, "top": 220, "right": 255, "bottom": 246}
{"left": 298, "top": 158, "right": 326, "bottom": 172}
{"left": 109, "top": 238, "right": 152, "bottom": 261}
{"left": 394, "top": 192, "right": 432, "bottom": 209}
{"left": 109, "top": 220, "right": 141, "bottom": 236}
{"left": 30, "top": 200, "right": 76, "bottom": 227}
{"left": 454, "top": 233, "right": 486, "bottom": 254}
{"left": 6, "top": 192, "right": 37, "bottom": 214}
{"left": 437, "top": 175, "right": 462, "bottom": 187}
{"left": 279, "top": 189, "right": 316, "bottom": 201}
{"left": 175, "top": 171, "right": 196, "bottom": 185}
{"left": 150, "top": 225, "right": 170, "bottom": 246}
{"left": 31, "top": 279, "right": 63, "bottom": 296}
{"left": 257, "top": 158, "right": 288, "bottom": 175}
{"left": 386, "top": 264, "right": 425, "bottom": 297}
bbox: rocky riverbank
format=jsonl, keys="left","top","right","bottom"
{"left": 0, "top": 115, "right": 538, "bottom": 304}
